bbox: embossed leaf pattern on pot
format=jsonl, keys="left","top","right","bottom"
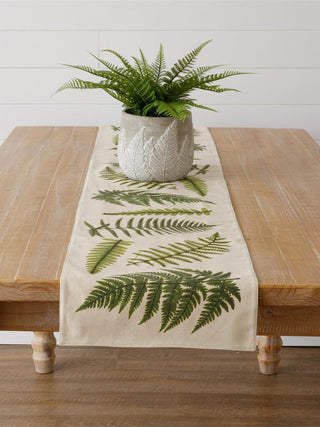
{"left": 118, "top": 117, "right": 194, "bottom": 182}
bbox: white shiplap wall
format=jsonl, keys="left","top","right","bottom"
{"left": 0, "top": 0, "right": 320, "bottom": 143}
{"left": 0, "top": 0, "right": 320, "bottom": 345}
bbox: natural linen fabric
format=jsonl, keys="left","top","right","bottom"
{"left": 59, "top": 126, "right": 258, "bottom": 350}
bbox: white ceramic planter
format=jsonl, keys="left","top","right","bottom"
{"left": 118, "top": 111, "right": 194, "bottom": 182}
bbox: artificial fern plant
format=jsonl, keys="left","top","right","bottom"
{"left": 56, "top": 40, "right": 244, "bottom": 120}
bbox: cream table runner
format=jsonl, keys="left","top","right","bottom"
{"left": 59, "top": 126, "right": 258, "bottom": 350}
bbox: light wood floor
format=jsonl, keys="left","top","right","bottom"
{"left": 0, "top": 346, "right": 319, "bottom": 426}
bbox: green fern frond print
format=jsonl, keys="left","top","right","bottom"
{"left": 191, "top": 164, "right": 210, "bottom": 175}
{"left": 85, "top": 218, "right": 214, "bottom": 238}
{"left": 76, "top": 269, "right": 240, "bottom": 333}
{"left": 100, "top": 166, "right": 177, "bottom": 190}
{"left": 103, "top": 208, "right": 212, "bottom": 216}
{"left": 181, "top": 176, "right": 208, "bottom": 196}
{"left": 93, "top": 189, "right": 214, "bottom": 207}
{"left": 194, "top": 142, "right": 205, "bottom": 151}
{"left": 86, "top": 239, "right": 132, "bottom": 274}
{"left": 128, "top": 232, "right": 229, "bottom": 267}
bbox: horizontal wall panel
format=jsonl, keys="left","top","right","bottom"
{"left": 100, "top": 30, "right": 320, "bottom": 69}
{"left": 0, "top": 32, "right": 99, "bottom": 68}
{"left": 2, "top": 30, "right": 319, "bottom": 69}
{"left": 0, "top": 69, "right": 107, "bottom": 103}
{"left": 196, "top": 69, "right": 320, "bottom": 105}
{"left": 0, "top": 68, "right": 319, "bottom": 105}
{"left": 1, "top": 104, "right": 319, "bottom": 141}
{"left": 0, "top": 1, "right": 319, "bottom": 31}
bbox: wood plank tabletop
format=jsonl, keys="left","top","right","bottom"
{"left": 0, "top": 126, "right": 319, "bottom": 307}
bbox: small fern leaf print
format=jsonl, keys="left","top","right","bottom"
{"left": 85, "top": 218, "right": 215, "bottom": 238}
{"left": 86, "top": 239, "right": 132, "bottom": 274}
{"left": 93, "top": 189, "right": 214, "bottom": 207}
{"left": 100, "top": 166, "right": 177, "bottom": 191}
{"left": 103, "top": 207, "right": 213, "bottom": 216}
{"left": 181, "top": 175, "right": 208, "bottom": 196}
{"left": 194, "top": 142, "right": 205, "bottom": 152}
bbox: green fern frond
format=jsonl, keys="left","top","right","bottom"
{"left": 89, "top": 52, "right": 134, "bottom": 81}
{"left": 139, "top": 48, "right": 154, "bottom": 80}
{"left": 103, "top": 207, "right": 212, "bottom": 216}
{"left": 181, "top": 176, "right": 208, "bottom": 196}
{"left": 163, "top": 40, "right": 212, "bottom": 84}
{"left": 76, "top": 269, "right": 240, "bottom": 333}
{"left": 86, "top": 239, "right": 132, "bottom": 274}
{"left": 56, "top": 41, "right": 247, "bottom": 119}
{"left": 199, "top": 70, "right": 247, "bottom": 85}
{"left": 55, "top": 78, "right": 108, "bottom": 94}
{"left": 100, "top": 166, "right": 176, "bottom": 190}
{"left": 151, "top": 43, "right": 166, "bottom": 83}
{"left": 128, "top": 232, "right": 229, "bottom": 267}
{"left": 93, "top": 189, "right": 214, "bottom": 207}
{"left": 198, "top": 85, "right": 241, "bottom": 93}
{"left": 143, "top": 100, "right": 190, "bottom": 119}
{"left": 85, "top": 218, "right": 215, "bottom": 238}
{"left": 101, "top": 49, "right": 138, "bottom": 75}
{"left": 184, "top": 65, "right": 223, "bottom": 78}
{"left": 184, "top": 100, "right": 217, "bottom": 113}
{"left": 60, "top": 64, "right": 112, "bottom": 80}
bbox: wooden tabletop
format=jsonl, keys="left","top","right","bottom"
{"left": 0, "top": 126, "right": 319, "bottom": 308}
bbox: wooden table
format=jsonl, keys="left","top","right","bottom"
{"left": 1, "top": 126, "right": 319, "bottom": 375}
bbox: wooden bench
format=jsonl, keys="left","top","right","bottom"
{"left": 1, "top": 126, "right": 319, "bottom": 375}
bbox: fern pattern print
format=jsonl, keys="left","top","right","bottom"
{"left": 59, "top": 126, "right": 258, "bottom": 350}
{"left": 78, "top": 127, "right": 241, "bottom": 333}
{"left": 127, "top": 233, "right": 229, "bottom": 267}
{"left": 76, "top": 269, "right": 240, "bottom": 334}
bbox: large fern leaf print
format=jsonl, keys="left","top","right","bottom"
{"left": 76, "top": 269, "right": 240, "bottom": 333}
{"left": 86, "top": 239, "right": 132, "bottom": 274}
{"left": 127, "top": 232, "right": 229, "bottom": 267}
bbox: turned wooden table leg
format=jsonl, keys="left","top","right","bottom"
{"left": 257, "top": 335, "right": 283, "bottom": 375}
{"left": 31, "top": 332, "right": 56, "bottom": 374}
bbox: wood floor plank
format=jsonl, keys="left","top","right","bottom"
{"left": 0, "top": 345, "right": 319, "bottom": 426}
